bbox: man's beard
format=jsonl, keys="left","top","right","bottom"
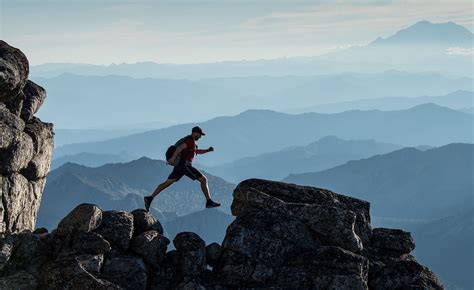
{"left": 194, "top": 136, "right": 199, "bottom": 140}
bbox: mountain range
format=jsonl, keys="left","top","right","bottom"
{"left": 284, "top": 143, "right": 473, "bottom": 220}
{"left": 34, "top": 71, "right": 472, "bottom": 129}
{"left": 54, "top": 104, "right": 474, "bottom": 166}
{"left": 203, "top": 136, "right": 403, "bottom": 183}
{"left": 37, "top": 157, "right": 235, "bottom": 230}
{"left": 31, "top": 21, "right": 473, "bottom": 79}
{"left": 293, "top": 90, "right": 473, "bottom": 114}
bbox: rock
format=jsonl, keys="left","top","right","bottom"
{"left": 131, "top": 208, "right": 164, "bottom": 235}
{"left": 20, "top": 80, "right": 46, "bottom": 121}
{"left": 272, "top": 246, "right": 369, "bottom": 289}
{"left": 1, "top": 232, "right": 50, "bottom": 275}
{"left": 205, "top": 242, "right": 221, "bottom": 268}
{"left": 55, "top": 204, "right": 102, "bottom": 237}
{"left": 212, "top": 179, "right": 442, "bottom": 289}
{"left": 369, "top": 258, "right": 443, "bottom": 289}
{"left": 232, "top": 181, "right": 363, "bottom": 252}
{"left": 33, "top": 227, "right": 48, "bottom": 234}
{"left": 67, "top": 231, "right": 111, "bottom": 256}
{"left": 0, "top": 130, "right": 33, "bottom": 174}
{"left": 173, "top": 232, "right": 206, "bottom": 277}
{"left": 0, "top": 40, "right": 29, "bottom": 103}
{"left": 0, "top": 270, "right": 38, "bottom": 290}
{"left": 232, "top": 179, "right": 372, "bottom": 244}
{"left": 0, "top": 41, "right": 53, "bottom": 235}
{"left": 95, "top": 210, "right": 134, "bottom": 251}
{"left": 0, "top": 235, "right": 14, "bottom": 270}
{"left": 0, "top": 175, "right": 45, "bottom": 233}
{"left": 130, "top": 230, "right": 169, "bottom": 268}
{"left": 102, "top": 251, "right": 148, "bottom": 290}
{"left": 38, "top": 257, "right": 120, "bottom": 289}
{"left": 214, "top": 210, "right": 320, "bottom": 286}
{"left": 76, "top": 254, "right": 104, "bottom": 274}
{"left": 4, "top": 91, "right": 25, "bottom": 117}
{"left": 21, "top": 117, "right": 54, "bottom": 180}
{"left": 371, "top": 228, "right": 415, "bottom": 254}
{"left": 176, "top": 279, "right": 206, "bottom": 290}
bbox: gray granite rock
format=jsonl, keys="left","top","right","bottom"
{"left": 0, "top": 175, "right": 46, "bottom": 233}
{"left": 39, "top": 257, "right": 120, "bottom": 289}
{"left": 0, "top": 42, "right": 53, "bottom": 234}
{"left": 173, "top": 232, "right": 207, "bottom": 277}
{"left": 20, "top": 80, "right": 46, "bottom": 121}
{"left": 55, "top": 203, "right": 103, "bottom": 237}
{"left": 205, "top": 242, "right": 221, "bottom": 268}
{"left": 371, "top": 227, "right": 416, "bottom": 254}
{"left": 96, "top": 210, "right": 134, "bottom": 251}
{"left": 0, "top": 40, "right": 29, "bottom": 103}
{"left": 131, "top": 208, "right": 164, "bottom": 236}
{"left": 21, "top": 117, "right": 54, "bottom": 180}
{"left": 102, "top": 251, "right": 148, "bottom": 290}
{"left": 0, "top": 270, "right": 37, "bottom": 290}
{"left": 131, "top": 230, "right": 169, "bottom": 268}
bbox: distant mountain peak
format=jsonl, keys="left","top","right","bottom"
{"left": 370, "top": 20, "right": 473, "bottom": 46}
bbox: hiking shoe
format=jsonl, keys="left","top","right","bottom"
{"left": 144, "top": 196, "right": 153, "bottom": 212}
{"left": 206, "top": 199, "right": 221, "bottom": 208}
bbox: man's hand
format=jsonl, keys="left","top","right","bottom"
{"left": 207, "top": 146, "right": 214, "bottom": 152}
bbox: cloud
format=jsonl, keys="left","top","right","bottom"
{"left": 446, "top": 47, "right": 474, "bottom": 55}
{"left": 2, "top": 0, "right": 472, "bottom": 64}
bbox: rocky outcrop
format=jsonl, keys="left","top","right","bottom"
{"left": 0, "top": 180, "right": 443, "bottom": 289}
{"left": 214, "top": 179, "right": 443, "bottom": 289}
{"left": 0, "top": 40, "right": 54, "bottom": 234}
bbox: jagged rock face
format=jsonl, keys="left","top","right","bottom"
{"left": 214, "top": 179, "right": 443, "bottom": 289}
{"left": 0, "top": 41, "right": 54, "bottom": 234}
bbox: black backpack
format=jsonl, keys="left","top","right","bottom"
{"left": 165, "top": 135, "right": 190, "bottom": 166}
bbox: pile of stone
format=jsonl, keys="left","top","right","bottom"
{"left": 0, "top": 205, "right": 221, "bottom": 289}
{"left": 0, "top": 40, "right": 54, "bottom": 233}
{"left": 0, "top": 179, "right": 443, "bottom": 289}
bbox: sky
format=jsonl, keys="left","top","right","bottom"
{"left": 1, "top": 0, "right": 472, "bottom": 65}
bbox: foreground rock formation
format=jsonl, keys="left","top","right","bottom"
{"left": 0, "top": 40, "right": 54, "bottom": 233}
{"left": 0, "top": 179, "right": 443, "bottom": 289}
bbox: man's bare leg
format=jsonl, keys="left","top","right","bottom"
{"left": 144, "top": 179, "right": 176, "bottom": 211}
{"left": 198, "top": 176, "right": 211, "bottom": 200}
{"left": 199, "top": 176, "right": 221, "bottom": 208}
{"left": 151, "top": 179, "right": 176, "bottom": 198}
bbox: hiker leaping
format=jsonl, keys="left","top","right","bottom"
{"left": 144, "top": 126, "right": 221, "bottom": 211}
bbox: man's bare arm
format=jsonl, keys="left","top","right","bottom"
{"left": 197, "top": 147, "right": 214, "bottom": 154}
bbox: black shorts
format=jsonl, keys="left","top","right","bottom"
{"left": 168, "top": 162, "right": 204, "bottom": 181}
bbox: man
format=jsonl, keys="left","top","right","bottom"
{"left": 144, "top": 126, "right": 221, "bottom": 212}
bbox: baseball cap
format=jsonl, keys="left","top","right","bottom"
{"left": 192, "top": 126, "right": 206, "bottom": 135}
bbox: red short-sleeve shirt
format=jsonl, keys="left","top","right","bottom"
{"left": 183, "top": 136, "right": 197, "bottom": 162}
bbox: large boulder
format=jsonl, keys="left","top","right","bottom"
{"left": 131, "top": 209, "right": 164, "bottom": 236}
{"left": 370, "top": 228, "right": 415, "bottom": 254}
{"left": 95, "top": 210, "right": 134, "bottom": 251}
{"left": 102, "top": 251, "right": 148, "bottom": 290}
{"left": 0, "top": 40, "right": 29, "bottom": 103}
{"left": 131, "top": 230, "right": 170, "bottom": 268}
{"left": 205, "top": 242, "right": 221, "bottom": 268}
{"left": 213, "top": 179, "right": 443, "bottom": 289}
{"left": 55, "top": 204, "right": 102, "bottom": 237}
{"left": 173, "top": 232, "right": 207, "bottom": 277}
{"left": 38, "top": 257, "right": 120, "bottom": 289}
{"left": 232, "top": 179, "right": 372, "bottom": 244}
{"left": 20, "top": 80, "right": 46, "bottom": 121}
{"left": 21, "top": 117, "right": 54, "bottom": 180}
